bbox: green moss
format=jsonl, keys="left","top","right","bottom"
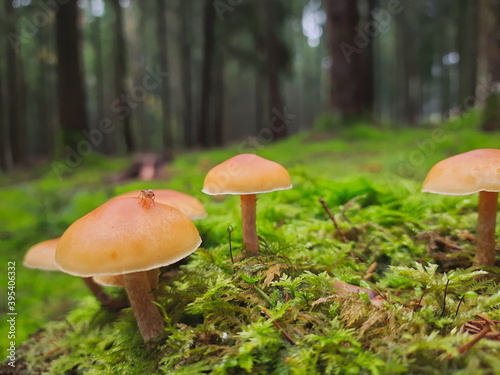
{"left": 1, "top": 116, "right": 500, "bottom": 373}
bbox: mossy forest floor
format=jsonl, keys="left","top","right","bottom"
{"left": 1, "top": 114, "right": 499, "bottom": 374}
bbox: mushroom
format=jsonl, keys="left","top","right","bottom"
{"left": 202, "top": 154, "right": 292, "bottom": 254}
{"left": 23, "top": 238, "right": 127, "bottom": 311}
{"left": 55, "top": 197, "right": 201, "bottom": 342}
{"left": 422, "top": 149, "right": 500, "bottom": 266}
{"left": 113, "top": 189, "right": 207, "bottom": 220}
{"left": 96, "top": 189, "right": 207, "bottom": 288}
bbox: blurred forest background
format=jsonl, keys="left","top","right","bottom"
{"left": 0, "top": 0, "right": 499, "bottom": 172}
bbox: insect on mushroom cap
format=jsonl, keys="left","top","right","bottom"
{"left": 422, "top": 149, "right": 500, "bottom": 195}
{"left": 55, "top": 198, "right": 202, "bottom": 277}
{"left": 202, "top": 154, "right": 292, "bottom": 196}
{"left": 113, "top": 189, "right": 207, "bottom": 220}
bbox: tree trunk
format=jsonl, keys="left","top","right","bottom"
{"left": 261, "top": 0, "right": 286, "bottom": 140}
{"left": 199, "top": 0, "right": 215, "bottom": 148}
{"left": 213, "top": 54, "right": 224, "bottom": 146}
{"left": 457, "top": 0, "right": 478, "bottom": 111}
{"left": 5, "top": 1, "right": 25, "bottom": 164}
{"left": 325, "top": 0, "right": 364, "bottom": 120}
{"left": 179, "top": 0, "right": 193, "bottom": 147}
{"left": 360, "top": 0, "right": 376, "bottom": 118}
{"left": 111, "top": 0, "right": 134, "bottom": 152}
{"left": 481, "top": 0, "right": 500, "bottom": 131}
{"left": 56, "top": 0, "right": 88, "bottom": 152}
{"left": 92, "top": 15, "right": 108, "bottom": 154}
{"left": 157, "top": 0, "right": 173, "bottom": 151}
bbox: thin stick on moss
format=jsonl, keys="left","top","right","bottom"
{"left": 261, "top": 308, "right": 296, "bottom": 346}
{"left": 458, "top": 326, "right": 491, "bottom": 354}
{"left": 319, "top": 198, "right": 347, "bottom": 243}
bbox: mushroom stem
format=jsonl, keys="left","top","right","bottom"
{"left": 123, "top": 271, "right": 165, "bottom": 342}
{"left": 82, "top": 277, "right": 128, "bottom": 311}
{"left": 241, "top": 194, "right": 259, "bottom": 254}
{"left": 476, "top": 191, "right": 498, "bottom": 266}
{"left": 147, "top": 268, "right": 160, "bottom": 289}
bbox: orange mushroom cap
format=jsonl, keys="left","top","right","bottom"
{"left": 55, "top": 198, "right": 201, "bottom": 277}
{"left": 23, "top": 238, "right": 60, "bottom": 271}
{"left": 202, "top": 154, "right": 292, "bottom": 195}
{"left": 113, "top": 189, "right": 207, "bottom": 220}
{"left": 422, "top": 149, "right": 500, "bottom": 195}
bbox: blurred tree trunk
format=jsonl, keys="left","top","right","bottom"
{"left": 156, "top": 0, "right": 172, "bottom": 150}
{"left": 480, "top": 0, "right": 500, "bottom": 131}
{"left": 325, "top": 0, "right": 364, "bottom": 119}
{"left": 111, "top": 0, "right": 134, "bottom": 152}
{"left": 199, "top": 0, "right": 215, "bottom": 148}
{"left": 261, "top": 0, "right": 287, "bottom": 140}
{"left": 36, "top": 22, "right": 50, "bottom": 157}
{"left": 179, "top": 0, "right": 193, "bottom": 147}
{"left": 0, "top": 3, "right": 9, "bottom": 171}
{"left": 92, "top": 15, "right": 108, "bottom": 154}
{"left": 56, "top": 1, "right": 88, "bottom": 152}
{"left": 437, "top": 1, "right": 451, "bottom": 119}
{"left": 360, "top": 0, "right": 376, "bottom": 118}
{"left": 5, "top": 1, "right": 25, "bottom": 164}
{"left": 457, "top": 0, "right": 478, "bottom": 110}
{"left": 213, "top": 54, "right": 224, "bottom": 146}
{"left": 397, "top": 0, "right": 421, "bottom": 125}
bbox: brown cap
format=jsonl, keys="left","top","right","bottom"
{"left": 202, "top": 154, "right": 292, "bottom": 195}
{"left": 422, "top": 149, "right": 500, "bottom": 195}
{"left": 23, "top": 238, "right": 60, "bottom": 271}
{"left": 55, "top": 198, "right": 201, "bottom": 277}
{"left": 113, "top": 189, "right": 207, "bottom": 220}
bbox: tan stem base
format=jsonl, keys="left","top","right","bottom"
{"left": 82, "top": 277, "right": 128, "bottom": 311}
{"left": 241, "top": 194, "right": 259, "bottom": 254}
{"left": 123, "top": 271, "right": 165, "bottom": 342}
{"left": 476, "top": 191, "right": 498, "bottom": 266}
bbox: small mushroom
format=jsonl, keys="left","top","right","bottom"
{"left": 23, "top": 238, "right": 128, "bottom": 311}
{"left": 422, "top": 149, "right": 500, "bottom": 266}
{"left": 55, "top": 198, "right": 201, "bottom": 342}
{"left": 113, "top": 189, "right": 207, "bottom": 220}
{"left": 202, "top": 154, "right": 292, "bottom": 254}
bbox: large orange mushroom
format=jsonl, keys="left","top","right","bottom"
{"left": 55, "top": 197, "right": 201, "bottom": 342}
{"left": 422, "top": 149, "right": 500, "bottom": 266}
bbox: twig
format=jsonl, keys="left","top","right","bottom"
{"left": 227, "top": 225, "right": 234, "bottom": 264}
{"left": 458, "top": 325, "right": 491, "bottom": 354}
{"left": 476, "top": 314, "right": 495, "bottom": 326}
{"left": 261, "top": 307, "right": 296, "bottom": 346}
{"left": 440, "top": 279, "right": 450, "bottom": 318}
{"left": 415, "top": 287, "right": 428, "bottom": 310}
{"left": 454, "top": 295, "right": 465, "bottom": 319}
{"left": 364, "top": 262, "right": 378, "bottom": 280}
{"left": 319, "top": 198, "right": 347, "bottom": 243}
